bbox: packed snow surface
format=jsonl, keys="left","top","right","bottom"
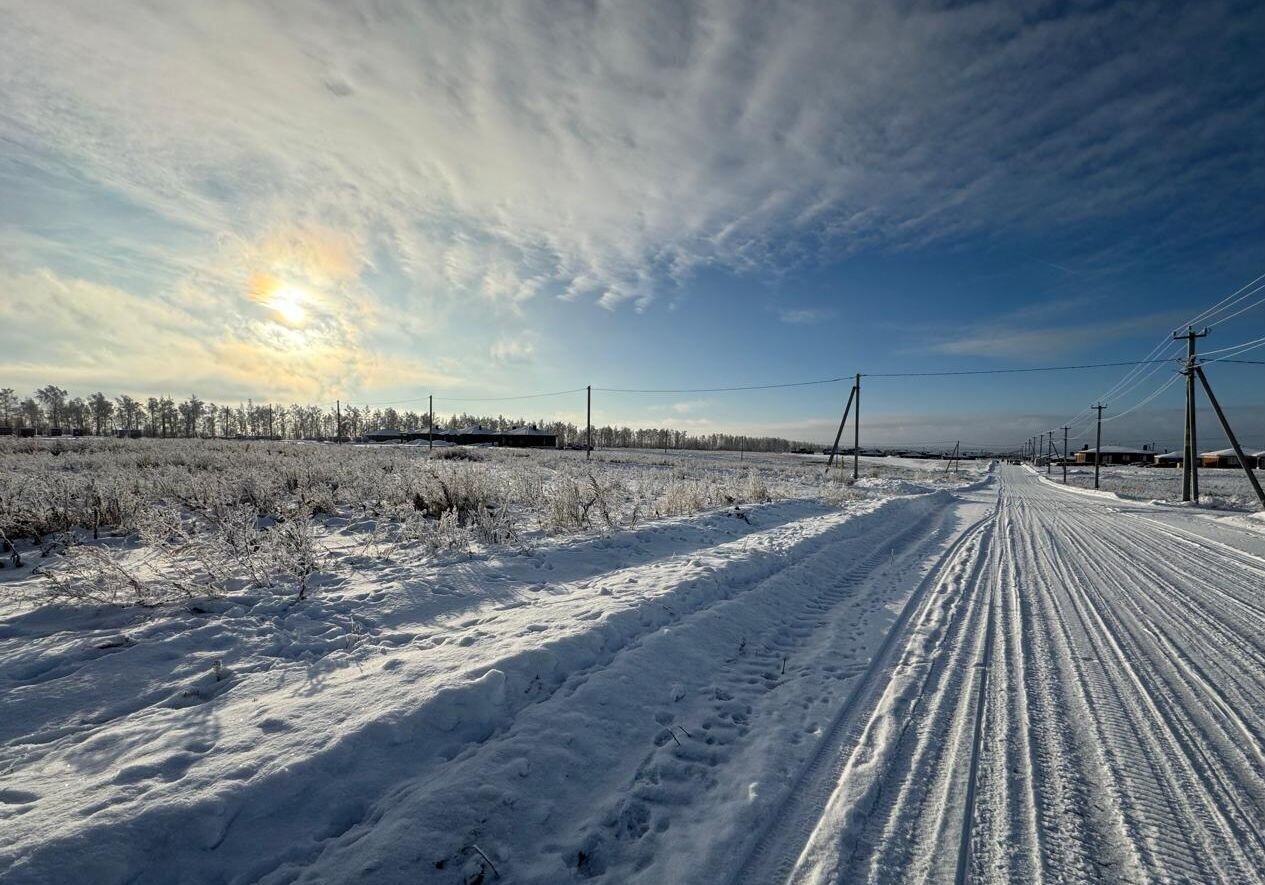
{"left": 3, "top": 457, "right": 1264, "bottom": 884}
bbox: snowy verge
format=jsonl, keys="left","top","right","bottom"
{"left": 0, "top": 487, "right": 969, "bottom": 884}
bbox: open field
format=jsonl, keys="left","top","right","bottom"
{"left": 3, "top": 445, "right": 1264, "bottom": 884}
{"left": 1050, "top": 463, "right": 1264, "bottom": 511}
{"left": 2, "top": 438, "right": 980, "bottom": 607}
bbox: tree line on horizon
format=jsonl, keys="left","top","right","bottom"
{"left": 0, "top": 385, "right": 821, "bottom": 453}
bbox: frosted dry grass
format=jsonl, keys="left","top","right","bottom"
{"left": 1060, "top": 465, "right": 1263, "bottom": 511}
{"left": 0, "top": 438, "right": 970, "bottom": 606}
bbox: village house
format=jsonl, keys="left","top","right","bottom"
{"left": 1073, "top": 444, "right": 1154, "bottom": 466}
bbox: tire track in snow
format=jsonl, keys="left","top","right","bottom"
{"left": 743, "top": 465, "right": 1265, "bottom": 885}
{"left": 1042, "top": 506, "right": 1265, "bottom": 879}
{"left": 732, "top": 491, "right": 1000, "bottom": 885}
{"left": 727, "top": 503, "right": 998, "bottom": 885}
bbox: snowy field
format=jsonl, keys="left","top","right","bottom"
{"left": 0, "top": 439, "right": 975, "bottom": 607}
{"left": 1045, "top": 463, "right": 1264, "bottom": 510}
{"left": 4, "top": 443, "right": 1263, "bottom": 883}
{"left": 1, "top": 438, "right": 987, "bottom": 883}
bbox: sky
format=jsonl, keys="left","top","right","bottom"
{"left": 1, "top": 0, "right": 1263, "bottom": 450}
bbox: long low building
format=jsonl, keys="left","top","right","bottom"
{"left": 1199, "top": 447, "right": 1265, "bottom": 469}
{"left": 1073, "top": 444, "right": 1154, "bottom": 466}
{"left": 364, "top": 424, "right": 558, "bottom": 448}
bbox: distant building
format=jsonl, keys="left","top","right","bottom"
{"left": 500, "top": 425, "right": 557, "bottom": 448}
{"left": 1199, "top": 447, "right": 1263, "bottom": 469}
{"left": 363, "top": 424, "right": 558, "bottom": 448}
{"left": 448, "top": 425, "right": 502, "bottom": 446}
{"left": 1073, "top": 444, "right": 1153, "bottom": 466}
{"left": 1153, "top": 451, "right": 1183, "bottom": 468}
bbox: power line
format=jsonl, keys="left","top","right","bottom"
{"left": 1100, "top": 372, "right": 1183, "bottom": 423}
{"left": 1204, "top": 282, "right": 1265, "bottom": 328}
{"left": 352, "top": 387, "right": 587, "bottom": 407}
{"left": 862, "top": 358, "right": 1176, "bottom": 379}
{"left": 1196, "top": 334, "right": 1265, "bottom": 358}
{"left": 594, "top": 377, "right": 847, "bottom": 394}
{"left": 1186, "top": 271, "right": 1265, "bottom": 327}
{"left": 1040, "top": 269, "right": 1265, "bottom": 438}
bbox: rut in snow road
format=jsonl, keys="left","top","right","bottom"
{"left": 758, "top": 465, "right": 1265, "bottom": 885}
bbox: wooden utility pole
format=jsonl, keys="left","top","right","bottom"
{"left": 1046, "top": 431, "right": 1052, "bottom": 474}
{"left": 335, "top": 400, "right": 341, "bottom": 444}
{"left": 1062, "top": 426, "right": 1069, "bottom": 484}
{"left": 586, "top": 385, "right": 592, "bottom": 461}
{"left": 428, "top": 394, "right": 433, "bottom": 450}
{"left": 1175, "top": 326, "right": 1208, "bottom": 502}
{"left": 1194, "top": 366, "right": 1265, "bottom": 509}
{"left": 1092, "top": 403, "right": 1106, "bottom": 489}
{"left": 853, "top": 373, "right": 861, "bottom": 481}
{"left": 824, "top": 383, "right": 856, "bottom": 474}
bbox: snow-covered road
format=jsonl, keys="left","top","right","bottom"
{"left": 3, "top": 465, "right": 1264, "bottom": 884}
{"left": 766, "top": 465, "right": 1265, "bottom": 885}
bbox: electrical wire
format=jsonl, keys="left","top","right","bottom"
{"left": 322, "top": 272, "right": 1264, "bottom": 427}
{"left": 1196, "top": 334, "right": 1265, "bottom": 358}
{"left": 351, "top": 387, "right": 587, "bottom": 407}
{"left": 1203, "top": 282, "right": 1265, "bottom": 328}
{"left": 1185, "top": 271, "right": 1265, "bottom": 327}
{"left": 1199, "top": 337, "right": 1265, "bottom": 367}
{"left": 1039, "top": 269, "right": 1265, "bottom": 439}
{"left": 862, "top": 358, "right": 1176, "bottom": 379}
{"left": 1100, "top": 372, "right": 1183, "bottom": 423}
{"left": 594, "top": 377, "right": 847, "bottom": 394}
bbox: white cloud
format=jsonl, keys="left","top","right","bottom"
{"left": 0, "top": 267, "right": 460, "bottom": 402}
{"left": 777, "top": 307, "right": 835, "bottom": 325}
{"left": 490, "top": 335, "right": 537, "bottom": 365}
{"left": 927, "top": 310, "right": 1187, "bottom": 360}
{"left": 1, "top": 0, "right": 1254, "bottom": 320}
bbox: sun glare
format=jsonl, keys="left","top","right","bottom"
{"left": 267, "top": 285, "right": 308, "bottom": 326}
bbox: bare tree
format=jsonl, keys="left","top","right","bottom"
{"left": 67, "top": 397, "right": 88, "bottom": 432}
{"left": 20, "top": 397, "right": 43, "bottom": 431}
{"left": 201, "top": 403, "right": 218, "bottom": 438}
{"left": 35, "top": 385, "right": 68, "bottom": 430}
{"left": 158, "top": 397, "right": 176, "bottom": 437}
{"left": 178, "top": 395, "right": 204, "bottom": 437}
{"left": 115, "top": 395, "right": 142, "bottom": 433}
{"left": 0, "top": 388, "right": 15, "bottom": 427}
{"left": 88, "top": 392, "right": 114, "bottom": 435}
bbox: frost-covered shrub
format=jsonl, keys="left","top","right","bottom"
{"left": 430, "top": 446, "right": 484, "bottom": 462}
{"left": 408, "top": 465, "right": 501, "bottom": 524}
{"left": 2, "top": 437, "right": 987, "bottom": 606}
{"left": 657, "top": 477, "right": 713, "bottom": 517}
{"left": 743, "top": 470, "right": 771, "bottom": 504}
{"left": 267, "top": 507, "right": 321, "bottom": 599}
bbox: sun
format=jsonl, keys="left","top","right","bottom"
{"left": 266, "top": 285, "right": 309, "bottom": 326}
